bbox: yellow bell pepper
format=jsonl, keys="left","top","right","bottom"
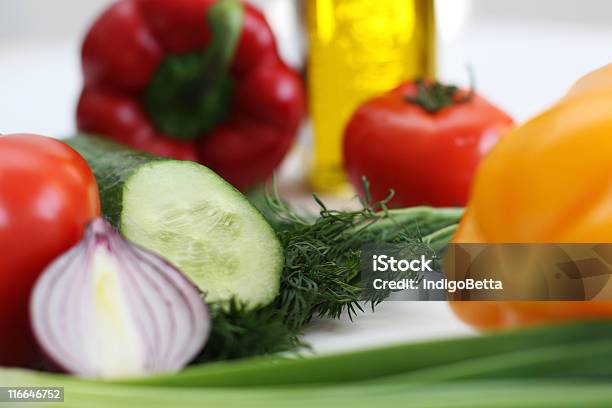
{"left": 567, "top": 63, "right": 612, "bottom": 98}
{"left": 451, "top": 64, "right": 612, "bottom": 330}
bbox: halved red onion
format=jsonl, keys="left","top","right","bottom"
{"left": 30, "top": 218, "right": 209, "bottom": 379}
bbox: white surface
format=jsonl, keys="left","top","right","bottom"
{"left": 0, "top": 41, "right": 79, "bottom": 137}
{"left": 302, "top": 302, "right": 473, "bottom": 355}
{"left": 1, "top": 7, "right": 612, "bottom": 352}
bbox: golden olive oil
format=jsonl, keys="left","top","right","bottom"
{"left": 306, "top": 0, "right": 436, "bottom": 193}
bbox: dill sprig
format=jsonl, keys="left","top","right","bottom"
{"left": 267, "top": 178, "right": 391, "bottom": 330}
{"left": 266, "top": 177, "right": 461, "bottom": 331}
{"left": 197, "top": 300, "right": 303, "bottom": 362}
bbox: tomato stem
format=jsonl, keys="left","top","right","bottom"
{"left": 405, "top": 69, "right": 476, "bottom": 113}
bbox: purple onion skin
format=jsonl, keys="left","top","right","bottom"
{"left": 29, "top": 218, "right": 210, "bottom": 379}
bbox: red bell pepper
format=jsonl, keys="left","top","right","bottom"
{"left": 77, "top": 0, "right": 305, "bottom": 190}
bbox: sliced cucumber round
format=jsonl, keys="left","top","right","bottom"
{"left": 67, "top": 137, "right": 282, "bottom": 309}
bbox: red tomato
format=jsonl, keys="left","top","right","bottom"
{"left": 343, "top": 80, "right": 514, "bottom": 207}
{"left": 0, "top": 134, "right": 100, "bottom": 367}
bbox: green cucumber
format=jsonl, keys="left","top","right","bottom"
{"left": 66, "top": 136, "right": 282, "bottom": 309}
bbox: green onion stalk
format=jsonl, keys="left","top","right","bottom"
{"left": 4, "top": 321, "right": 612, "bottom": 407}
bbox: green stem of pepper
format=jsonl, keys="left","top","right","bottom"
{"left": 143, "top": 0, "right": 244, "bottom": 140}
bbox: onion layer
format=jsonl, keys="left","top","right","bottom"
{"left": 30, "top": 218, "right": 209, "bottom": 379}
